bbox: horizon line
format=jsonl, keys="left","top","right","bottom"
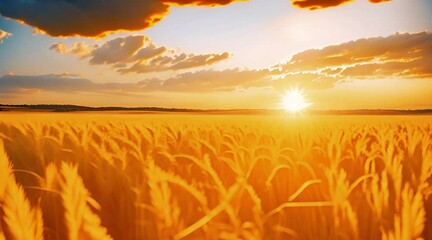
{"left": 1, "top": 104, "right": 431, "bottom": 114}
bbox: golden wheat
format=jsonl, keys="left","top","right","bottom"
{"left": 59, "top": 163, "right": 112, "bottom": 240}
{"left": 0, "top": 114, "right": 430, "bottom": 240}
{"left": 0, "top": 143, "right": 43, "bottom": 240}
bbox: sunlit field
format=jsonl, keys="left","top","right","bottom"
{"left": 0, "top": 113, "right": 431, "bottom": 240}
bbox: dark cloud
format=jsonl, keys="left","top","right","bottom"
{"left": 0, "top": 0, "right": 245, "bottom": 37}
{"left": 291, "top": 0, "right": 391, "bottom": 10}
{"left": 280, "top": 31, "right": 432, "bottom": 80}
{"left": 51, "top": 35, "right": 229, "bottom": 74}
{"left": 0, "top": 29, "right": 12, "bottom": 43}
{"left": 0, "top": 0, "right": 393, "bottom": 37}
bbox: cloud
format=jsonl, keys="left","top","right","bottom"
{"left": 90, "top": 36, "right": 149, "bottom": 64}
{"left": 138, "top": 68, "right": 274, "bottom": 92}
{"left": 161, "top": 0, "right": 246, "bottom": 6}
{"left": 0, "top": 68, "right": 338, "bottom": 96}
{"left": 50, "top": 42, "right": 96, "bottom": 57}
{"left": 49, "top": 43, "right": 67, "bottom": 54}
{"left": 0, "top": 74, "right": 103, "bottom": 93}
{"left": 0, "top": 0, "right": 393, "bottom": 37}
{"left": 12, "top": 32, "right": 432, "bottom": 97}
{"left": 279, "top": 31, "right": 432, "bottom": 80}
{"left": 291, "top": 0, "right": 352, "bottom": 10}
{"left": 0, "top": 68, "right": 275, "bottom": 95}
{"left": 0, "top": 74, "right": 137, "bottom": 95}
{"left": 119, "top": 52, "right": 230, "bottom": 74}
{"left": 0, "top": 0, "right": 245, "bottom": 37}
{"left": 0, "top": 29, "right": 12, "bottom": 43}
{"left": 51, "top": 35, "right": 230, "bottom": 74}
{"left": 291, "top": 0, "right": 391, "bottom": 10}
{"left": 368, "top": 0, "right": 391, "bottom": 3}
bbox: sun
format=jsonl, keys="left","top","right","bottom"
{"left": 283, "top": 88, "right": 311, "bottom": 112}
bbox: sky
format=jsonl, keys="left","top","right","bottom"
{"left": 0, "top": 0, "right": 431, "bottom": 109}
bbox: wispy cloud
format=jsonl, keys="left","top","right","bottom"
{"left": 138, "top": 68, "right": 275, "bottom": 92}
{"left": 7, "top": 32, "right": 432, "bottom": 96}
{"left": 276, "top": 31, "right": 432, "bottom": 84}
{"left": 50, "top": 35, "right": 230, "bottom": 74}
{"left": 0, "top": 74, "right": 103, "bottom": 93}
{"left": 0, "top": 29, "right": 12, "bottom": 43}
{"left": 0, "top": 69, "right": 271, "bottom": 95}
{"left": 50, "top": 42, "right": 96, "bottom": 57}
{"left": 0, "top": 74, "right": 137, "bottom": 95}
{"left": 119, "top": 52, "right": 230, "bottom": 74}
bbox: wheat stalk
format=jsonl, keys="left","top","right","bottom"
{"left": 59, "top": 162, "right": 112, "bottom": 240}
{"left": 0, "top": 142, "right": 44, "bottom": 240}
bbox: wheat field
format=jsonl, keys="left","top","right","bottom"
{"left": 0, "top": 113, "right": 430, "bottom": 240}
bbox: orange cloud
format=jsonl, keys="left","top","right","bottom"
{"left": 0, "top": 29, "right": 12, "bottom": 43}
{"left": 90, "top": 36, "right": 148, "bottom": 65}
{"left": 0, "top": 0, "right": 245, "bottom": 37}
{"left": 162, "top": 0, "right": 246, "bottom": 6}
{"left": 49, "top": 43, "right": 67, "bottom": 54}
{"left": 280, "top": 32, "right": 432, "bottom": 80}
{"left": 291, "top": 0, "right": 391, "bottom": 10}
{"left": 0, "top": 68, "right": 335, "bottom": 96}
{"left": 0, "top": 0, "right": 393, "bottom": 37}
{"left": 51, "top": 35, "right": 230, "bottom": 74}
{"left": 50, "top": 42, "right": 96, "bottom": 57}
{"left": 120, "top": 52, "right": 230, "bottom": 74}
{"left": 369, "top": 0, "right": 391, "bottom": 3}
{"left": 12, "top": 32, "right": 432, "bottom": 96}
{"left": 291, "top": 0, "right": 352, "bottom": 10}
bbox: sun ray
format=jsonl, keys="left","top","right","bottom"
{"left": 283, "top": 88, "right": 312, "bottom": 112}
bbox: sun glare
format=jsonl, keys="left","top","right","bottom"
{"left": 283, "top": 88, "right": 311, "bottom": 112}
